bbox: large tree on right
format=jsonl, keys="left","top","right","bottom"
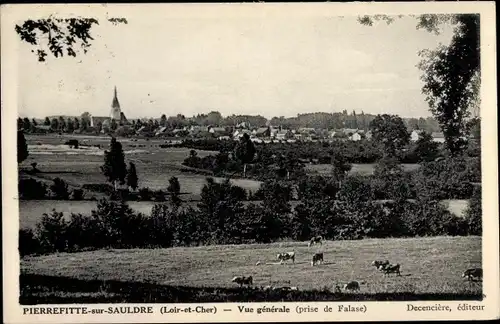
{"left": 360, "top": 14, "right": 480, "bottom": 155}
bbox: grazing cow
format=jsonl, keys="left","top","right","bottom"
{"left": 308, "top": 236, "right": 323, "bottom": 247}
{"left": 311, "top": 252, "right": 324, "bottom": 266}
{"left": 372, "top": 260, "right": 390, "bottom": 270}
{"left": 231, "top": 276, "right": 253, "bottom": 287}
{"left": 334, "top": 285, "right": 342, "bottom": 293}
{"left": 277, "top": 252, "right": 295, "bottom": 264}
{"left": 462, "top": 268, "right": 483, "bottom": 281}
{"left": 343, "top": 281, "right": 360, "bottom": 291}
{"left": 381, "top": 263, "right": 401, "bottom": 276}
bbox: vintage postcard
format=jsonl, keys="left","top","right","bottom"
{"left": 2, "top": 2, "right": 499, "bottom": 323}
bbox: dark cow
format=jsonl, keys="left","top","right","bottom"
{"left": 343, "top": 281, "right": 360, "bottom": 291}
{"left": 232, "top": 276, "right": 253, "bottom": 287}
{"left": 462, "top": 268, "right": 482, "bottom": 282}
{"left": 311, "top": 252, "right": 324, "bottom": 266}
{"left": 277, "top": 252, "right": 295, "bottom": 264}
{"left": 308, "top": 236, "right": 323, "bottom": 247}
{"left": 371, "top": 260, "right": 390, "bottom": 270}
{"left": 380, "top": 263, "right": 401, "bottom": 276}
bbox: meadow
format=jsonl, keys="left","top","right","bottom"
{"left": 18, "top": 134, "right": 470, "bottom": 229}
{"left": 20, "top": 236, "right": 482, "bottom": 302}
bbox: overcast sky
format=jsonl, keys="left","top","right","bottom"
{"left": 17, "top": 11, "right": 454, "bottom": 119}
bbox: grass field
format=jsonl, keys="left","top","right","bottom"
{"left": 21, "top": 136, "right": 261, "bottom": 199}
{"left": 21, "top": 236, "right": 482, "bottom": 299}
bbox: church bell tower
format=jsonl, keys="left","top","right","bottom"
{"left": 109, "top": 86, "right": 122, "bottom": 121}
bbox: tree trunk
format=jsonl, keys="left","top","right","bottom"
{"left": 113, "top": 180, "right": 117, "bottom": 191}
{"left": 243, "top": 163, "right": 247, "bottom": 178}
{"left": 287, "top": 170, "right": 290, "bottom": 180}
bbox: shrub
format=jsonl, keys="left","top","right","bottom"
{"left": 18, "top": 178, "right": 47, "bottom": 199}
{"left": 154, "top": 190, "right": 166, "bottom": 202}
{"left": 138, "top": 187, "right": 153, "bottom": 201}
{"left": 465, "top": 186, "right": 482, "bottom": 235}
{"left": 36, "top": 210, "right": 68, "bottom": 253}
{"left": 65, "top": 139, "right": 79, "bottom": 149}
{"left": 72, "top": 189, "right": 84, "bottom": 200}
{"left": 50, "top": 178, "right": 70, "bottom": 200}
{"left": 19, "top": 228, "right": 41, "bottom": 256}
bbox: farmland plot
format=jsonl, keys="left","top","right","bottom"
{"left": 21, "top": 236, "right": 481, "bottom": 297}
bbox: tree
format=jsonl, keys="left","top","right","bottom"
{"left": 50, "top": 118, "right": 59, "bottom": 131}
{"left": 66, "top": 118, "right": 75, "bottom": 133}
{"left": 17, "top": 118, "right": 23, "bottom": 130}
{"left": 167, "top": 176, "right": 182, "bottom": 208}
{"left": 58, "top": 116, "right": 66, "bottom": 132}
{"left": 465, "top": 186, "right": 481, "bottom": 235}
{"left": 17, "top": 130, "right": 29, "bottom": 163}
{"left": 101, "top": 137, "right": 127, "bottom": 191}
{"left": 22, "top": 117, "right": 31, "bottom": 131}
{"left": 126, "top": 162, "right": 138, "bottom": 191}
{"left": 235, "top": 133, "right": 256, "bottom": 177}
{"left": 413, "top": 131, "right": 440, "bottom": 162}
{"left": 369, "top": 114, "right": 410, "bottom": 156}
{"left": 73, "top": 117, "right": 80, "bottom": 130}
{"left": 15, "top": 17, "right": 127, "bottom": 62}
{"left": 331, "top": 154, "right": 352, "bottom": 186}
{"left": 359, "top": 14, "right": 480, "bottom": 155}
{"left": 160, "top": 114, "right": 167, "bottom": 127}
{"left": 44, "top": 117, "right": 51, "bottom": 126}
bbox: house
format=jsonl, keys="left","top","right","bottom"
{"left": 275, "top": 129, "right": 293, "bottom": 141}
{"left": 411, "top": 130, "right": 424, "bottom": 142}
{"left": 209, "top": 127, "right": 231, "bottom": 137}
{"left": 172, "top": 128, "right": 189, "bottom": 137}
{"left": 233, "top": 129, "right": 252, "bottom": 139}
{"left": 236, "top": 121, "right": 251, "bottom": 129}
{"left": 431, "top": 132, "right": 446, "bottom": 143}
{"left": 155, "top": 126, "right": 168, "bottom": 136}
{"left": 350, "top": 132, "right": 362, "bottom": 141}
{"left": 255, "top": 127, "right": 271, "bottom": 138}
{"left": 298, "top": 127, "right": 316, "bottom": 135}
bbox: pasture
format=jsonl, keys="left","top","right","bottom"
{"left": 21, "top": 236, "right": 482, "bottom": 299}
{"left": 21, "top": 134, "right": 261, "bottom": 199}
{"left": 21, "top": 236, "right": 481, "bottom": 294}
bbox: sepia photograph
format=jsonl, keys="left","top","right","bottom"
{"left": 2, "top": 2, "right": 499, "bottom": 323}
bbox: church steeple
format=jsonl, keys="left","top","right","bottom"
{"left": 110, "top": 86, "right": 122, "bottom": 120}
{"left": 112, "top": 86, "right": 120, "bottom": 109}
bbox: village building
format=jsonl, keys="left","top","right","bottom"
{"left": 350, "top": 132, "right": 362, "bottom": 141}
{"left": 275, "top": 129, "right": 293, "bottom": 141}
{"left": 410, "top": 129, "right": 424, "bottom": 142}
{"left": 90, "top": 86, "right": 129, "bottom": 130}
{"left": 233, "top": 129, "right": 252, "bottom": 139}
{"left": 255, "top": 127, "right": 271, "bottom": 138}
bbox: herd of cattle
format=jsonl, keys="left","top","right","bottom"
{"left": 231, "top": 236, "right": 483, "bottom": 293}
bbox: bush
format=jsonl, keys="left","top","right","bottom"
{"left": 72, "top": 189, "right": 84, "bottom": 200}
{"left": 19, "top": 178, "right": 47, "bottom": 199}
{"left": 19, "top": 228, "right": 41, "bottom": 256}
{"left": 65, "top": 139, "right": 79, "bottom": 149}
{"left": 465, "top": 186, "right": 482, "bottom": 235}
{"left": 50, "top": 178, "right": 70, "bottom": 200}
{"left": 154, "top": 190, "right": 166, "bottom": 202}
{"left": 36, "top": 210, "right": 68, "bottom": 253}
{"left": 139, "top": 187, "right": 153, "bottom": 201}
